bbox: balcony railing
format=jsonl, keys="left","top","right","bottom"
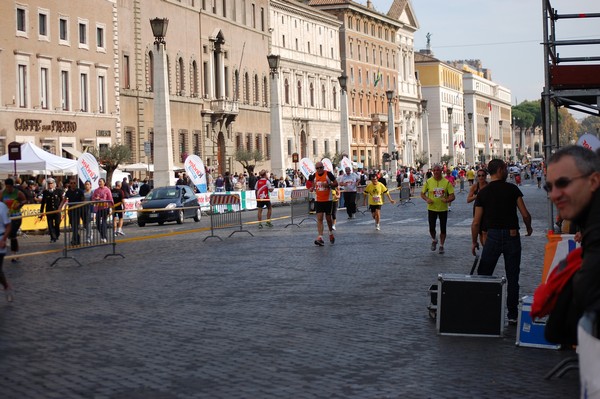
{"left": 210, "top": 99, "right": 239, "bottom": 115}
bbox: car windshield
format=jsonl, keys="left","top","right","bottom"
{"left": 147, "top": 188, "right": 178, "bottom": 200}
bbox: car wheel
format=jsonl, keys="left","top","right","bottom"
{"left": 137, "top": 221, "right": 146, "bottom": 227}
{"left": 176, "top": 210, "right": 184, "bottom": 224}
{"left": 193, "top": 208, "right": 201, "bottom": 222}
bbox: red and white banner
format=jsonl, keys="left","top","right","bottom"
{"left": 77, "top": 152, "right": 101, "bottom": 190}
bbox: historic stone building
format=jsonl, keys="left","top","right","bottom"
{"left": 0, "top": 0, "right": 118, "bottom": 159}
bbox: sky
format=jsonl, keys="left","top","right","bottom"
{"left": 369, "top": 0, "right": 599, "bottom": 110}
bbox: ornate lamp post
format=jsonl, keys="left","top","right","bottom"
{"left": 150, "top": 17, "right": 174, "bottom": 187}
{"left": 447, "top": 107, "right": 454, "bottom": 166}
{"left": 338, "top": 75, "right": 350, "bottom": 159}
{"left": 267, "top": 54, "right": 285, "bottom": 178}
{"left": 386, "top": 90, "right": 397, "bottom": 177}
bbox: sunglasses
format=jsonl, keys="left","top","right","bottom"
{"left": 543, "top": 173, "right": 591, "bottom": 193}
{"left": 316, "top": 166, "right": 324, "bottom": 170}
{"left": 477, "top": 174, "right": 486, "bottom": 177}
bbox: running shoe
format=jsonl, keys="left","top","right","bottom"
{"left": 376, "top": 224, "right": 380, "bottom": 230}
{"left": 5, "top": 289, "right": 13, "bottom": 302}
{"left": 314, "top": 237, "right": 325, "bottom": 246}
{"left": 332, "top": 225, "right": 336, "bottom": 230}
{"left": 266, "top": 221, "right": 273, "bottom": 228}
{"left": 258, "top": 223, "right": 263, "bottom": 229}
{"left": 329, "top": 234, "right": 335, "bottom": 244}
{"left": 431, "top": 240, "right": 438, "bottom": 251}
{"left": 439, "top": 246, "right": 445, "bottom": 254}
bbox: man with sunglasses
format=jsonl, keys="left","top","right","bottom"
{"left": 471, "top": 159, "right": 533, "bottom": 325}
{"left": 545, "top": 145, "right": 600, "bottom": 342}
{"left": 308, "top": 162, "right": 338, "bottom": 246}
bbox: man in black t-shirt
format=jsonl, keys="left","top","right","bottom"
{"left": 471, "top": 159, "right": 533, "bottom": 325}
{"left": 60, "top": 178, "right": 85, "bottom": 245}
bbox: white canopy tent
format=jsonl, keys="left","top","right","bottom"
{"left": 0, "top": 142, "right": 78, "bottom": 175}
{"left": 120, "top": 163, "right": 184, "bottom": 172}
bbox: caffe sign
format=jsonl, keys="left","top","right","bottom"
{"left": 14, "top": 118, "right": 77, "bottom": 133}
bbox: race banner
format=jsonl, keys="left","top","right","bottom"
{"left": 298, "top": 157, "right": 315, "bottom": 179}
{"left": 340, "top": 156, "right": 353, "bottom": 171}
{"left": 322, "top": 158, "right": 334, "bottom": 173}
{"left": 184, "top": 154, "right": 208, "bottom": 193}
{"left": 77, "top": 152, "right": 100, "bottom": 190}
{"left": 577, "top": 133, "right": 600, "bottom": 152}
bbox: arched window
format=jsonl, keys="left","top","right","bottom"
{"left": 147, "top": 51, "right": 154, "bottom": 91}
{"left": 284, "top": 79, "right": 290, "bottom": 104}
{"left": 178, "top": 57, "right": 185, "bottom": 95}
{"left": 254, "top": 74, "right": 259, "bottom": 104}
{"left": 244, "top": 72, "right": 250, "bottom": 103}
{"left": 297, "top": 80, "right": 302, "bottom": 105}
{"left": 333, "top": 86, "right": 337, "bottom": 110}
{"left": 263, "top": 76, "right": 268, "bottom": 105}
{"left": 191, "top": 60, "right": 198, "bottom": 96}
{"left": 321, "top": 84, "right": 326, "bottom": 108}
{"left": 234, "top": 70, "right": 240, "bottom": 100}
{"left": 309, "top": 83, "right": 314, "bottom": 107}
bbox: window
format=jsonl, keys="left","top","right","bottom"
{"left": 244, "top": 72, "right": 249, "bottom": 103}
{"left": 253, "top": 74, "right": 259, "bottom": 104}
{"left": 234, "top": 70, "right": 240, "bottom": 100}
{"left": 193, "top": 131, "right": 201, "bottom": 156}
{"left": 177, "top": 57, "right": 185, "bottom": 95}
{"left": 333, "top": 87, "right": 337, "bottom": 110}
{"left": 98, "top": 75, "right": 106, "bottom": 113}
{"left": 312, "top": 139, "right": 317, "bottom": 156}
{"left": 59, "top": 17, "right": 68, "bottom": 42}
{"left": 61, "top": 70, "right": 70, "bottom": 110}
{"left": 260, "top": 7, "right": 265, "bottom": 31}
{"left": 287, "top": 139, "right": 292, "bottom": 156}
{"left": 123, "top": 54, "right": 130, "bottom": 89}
{"left": 39, "top": 12, "right": 48, "bottom": 37}
{"left": 265, "top": 135, "right": 271, "bottom": 159}
{"left": 222, "top": 0, "right": 227, "bottom": 17}
{"left": 96, "top": 26, "right": 105, "bottom": 49}
{"left": 242, "top": 0, "right": 246, "bottom": 25}
{"left": 40, "top": 67, "right": 49, "bottom": 109}
{"left": 263, "top": 76, "right": 268, "bottom": 105}
{"left": 18, "top": 65, "right": 28, "bottom": 108}
{"left": 284, "top": 79, "right": 289, "bottom": 104}
{"left": 16, "top": 7, "right": 27, "bottom": 34}
{"left": 80, "top": 73, "right": 88, "bottom": 112}
{"left": 251, "top": 4, "right": 256, "bottom": 28}
{"left": 297, "top": 80, "right": 302, "bottom": 106}
{"left": 191, "top": 61, "right": 198, "bottom": 97}
{"left": 309, "top": 83, "right": 314, "bottom": 107}
{"left": 321, "top": 84, "right": 326, "bottom": 108}
{"left": 147, "top": 51, "right": 154, "bottom": 91}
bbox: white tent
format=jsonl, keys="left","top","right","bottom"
{"left": 0, "top": 142, "right": 78, "bottom": 175}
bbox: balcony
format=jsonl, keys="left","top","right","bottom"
{"left": 210, "top": 99, "right": 239, "bottom": 115}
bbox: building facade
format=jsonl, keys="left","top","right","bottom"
{"left": 269, "top": 0, "right": 342, "bottom": 175}
{"left": 0, "top": 0, "right": 118, "bottom": 159}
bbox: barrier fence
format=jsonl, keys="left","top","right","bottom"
{"left": 203, "top": 194, "right": 253, "bottom": 241}
{"left": 285, "top": 189, "right": 315, "bottom": 228}
{"left": 51, "top": 200, "right": 124, "bottom": 266}
{"left": 355, "top": 186, "right": 368, "bottom": 215}
{"left": 397, "top": 182, "right": 415, "bottom": 206}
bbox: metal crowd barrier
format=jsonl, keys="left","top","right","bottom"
{"left": 285, "top": 189, "right": 315, "bottom": 228}
{"left": 51, "top": 200, "right": 124, "bottom": 267}
{"left": 355, "top": 186, "right": 368, "bottom": 215}
{"left": 203, "top": 194, "right": 253, "bottom": 241}
{"left": 397, "top": 182, "right": 415, "bottom": 206}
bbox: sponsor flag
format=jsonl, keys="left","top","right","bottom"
{"left": 184, "top": 155, "right": 208, "bottom": 193}
{"left": 374, "top": 68, "right": 382, "bottom": 87}
{"left": 77, "top": 153, "right": 100, "bottom": 190}
{"left": 488, "top": 101, "right": 492, "bottom": 111}
{"left": 321, "top": 158, "right": 334, "bottom": 173}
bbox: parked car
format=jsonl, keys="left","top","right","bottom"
{"left": 137, "top": 185, "right": 201, "bottom": 227}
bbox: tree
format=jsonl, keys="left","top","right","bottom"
{"left": 89, "top": 144, "right": 132, "bottom": 186}
{"left": 578, "top": 115, "right": 600, "bottom": 137}
{"left": 235, "top": 149, "right": 263, "bottom": 175}
{"left": 440, "top": 154, "right": 453, "bottom": 165}
{"left": 557, "top": 108, "right": 579, "bottom": 146}
{"left": 512, "top": 100, "right": 542, "bottom": 155}
{"left": 414, "top": 152, "right": 429, "bottom": 168}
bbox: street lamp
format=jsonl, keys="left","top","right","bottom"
{"left": 498, "top": 120, "right": 503, "bottom": 159}
{"left": 421, "top": 100, "right": 431, "bottom": 170}
{"left": 150, "top": 17, "right": 174, "bottom": 187}
{"left": 386, "top": 90, "right": 397, "bottom": 177}
{"left": 338, "top": 75, "right": 350, "bottom": 158}
{"left": 467, "top": 112, "right": 474, "bottom": 165}
{"left": 447, "top": 107, "right": 454, "bottom": 166}
{"left": 267, "top": 54, "right": 285, "bottom": 178}
{"left": 483, "top": 116, "right": 490, "bottom": 164}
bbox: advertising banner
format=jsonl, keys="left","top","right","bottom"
{"left": 322, "top": 158, "right": 334, "bottom": 173}
{"left": 77, "top": 153, "right": 100, "bottom": 190}
{"left": 340, "top": 156, "right": 353, "bottom": 171}
{"left": 184, "top": 155, "right": 208, "bottom": 193}
{"left": 298, "top": 158, "right": 315, "bottom": 179}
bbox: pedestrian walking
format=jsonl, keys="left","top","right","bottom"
{"left": 307, "top": 161, "right": 338, "bottom": 246}
{"left": 92, "top": 178, "right": 114, "bottom": 243}
{"left": 363, "top": 173, "right": 395, "bottom": 230}
{"left": 1, "top": 178, "right": 26, "bottom": 261}
{"left": 39, "top": 178, "right": 64, "bottom": 243}
{"left": 338, "top": 167, "right": 360, "bottom": 219}
{"left": 0, "top": 200, "right": 13, "bottom": 302}
{"left": 535, "top": 168, "right": 543, "bottom": 189}
{"left": 471, "top": 159, "right": 533, "bottom": 325}
{"left": 420, "top": 164, "right": 455, "bottom": 254}
{"left": 60, "top": 178, "right": 85, "bottom": 245}
{"left": 254, "top": 170, "right": 273, "bottom": 228}
{"left": 111, "top": 181, "right": 126, "bottom": 236}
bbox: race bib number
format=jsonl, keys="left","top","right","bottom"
{"left": 372, "top": 195, "right": 381, "bottom": 202}
{"left": 433, "top": 188, "right": 445, "bottom": 198}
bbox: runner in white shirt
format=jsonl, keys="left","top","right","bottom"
{"left": 338, "top": 167, "right": 360, "bottom": 219}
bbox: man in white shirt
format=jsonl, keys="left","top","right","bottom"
{"left": 338, "top": 167, "right": 360, "bottom": 219}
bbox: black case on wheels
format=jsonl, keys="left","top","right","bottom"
{"left": 436, "top": 273, "right": 506, "bottom": 337}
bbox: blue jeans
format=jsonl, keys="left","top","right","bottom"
{"left": 477, "top": 228, "right": 521, "bottom": 319}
